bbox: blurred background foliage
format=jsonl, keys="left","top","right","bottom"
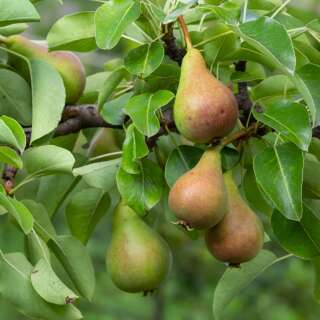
{"left": 1, "top": 0, "right": 320, "bottom": 319}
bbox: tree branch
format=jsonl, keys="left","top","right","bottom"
{"left": 55, "top": 105, "right": 122, "bottom": 136}
{"left": 234, "top": 61, "right": 253, "bottom": 124}
{"left": 162, "top": 23, "right": 186, "bottom": 65}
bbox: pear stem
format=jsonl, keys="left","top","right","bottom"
{"left": 220, "top": 122, "right": 263, "bottom": 147}
{"left": 177, "top": 16, "right": 193, "bottom": 50}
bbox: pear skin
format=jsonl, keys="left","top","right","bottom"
{"left": 107, "top": 202, "right": 172, "bottom": 293}
{"left": 48, "top": 50, "right": 86, "bottom": 104}
{"left": 174, "top": 48, "right": 238, "bottom": 143}
{"left": 168, "top": 147, "right": 228, "bottom": 230}
{"left": 4, "top": 35, "right": 85, "bottom": 104}
{"left": 205, "top": 171, "right": 264, "bottom": 265}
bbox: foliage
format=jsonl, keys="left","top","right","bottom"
{"left": 0, "top": 0, "right": 320, "bottom": 319}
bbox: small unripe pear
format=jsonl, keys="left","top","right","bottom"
{"left": 107, "top": 202, "right": 172, "bottom": 293}
{"left": 168, "top": 147, "right": 228, "bottom": 230}
{"left": 174, "top": 48, "right": 238, "bottom": 143}
{"left": 205, "top": 172, "right": 264, "bottom": 265}
{"left": 4, "top": 35, "right": 85, "bottom": 104}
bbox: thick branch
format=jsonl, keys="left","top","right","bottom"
{"left": 162, "top": 23, "right": 186, "bottom": 65}
{"left": 55, "top": 105, "right": 122, "bottom": 137}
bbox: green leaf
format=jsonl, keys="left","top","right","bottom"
{"left": 252, "top": 100, "right": 312, "bottom": 151}
{"left": 117, "top": 159, "right": 164, "bottom": 215}
{"left": 0, "top": 68, "right": 32, "bottom": 125}
{"left": 248, "top": 0, "right": 282, "bottom": 13}
{"left": 206, "top": 1, "right": 241, "bottom": 24}
{"left": 101, "top": 92, "right": 132, "bottom": 125}
{"left": 73, "top": 158, "right": 120, "bottom": 191}
{"left": 97, "top": 68, "right": 128, "bottom": 110}
{"left": 250, "top": 75, "right": 297, "bottom": 103}
{"left": 0, "top": 0, "right": 40, "bottom": 26}
{"left": 253, "top": 143, "right": 303, "bottom": 221}
{"left": 0, "top": 23, "right": 28, "bottom": 36}
{"left": 23, "top": 145, "right": 75, "bottom": 178}
{"left": 80, "top": 71, "right": 109, "bottom": 104}
{"left": 313, "top": 257, "right": 320, "bottom": 303}
{"left": 309, "top": 138, "right": 320, "bottom": 161}
{"left": 22, "top": 200, "right": 56, "bottom": 241}
{"left": 231, "top": 62, "right": 266, "bottom": 82}
{"left": 30, "top": 59, "right": 66, "bottom": 143}
{"left": 165, "top": 145, "right": 203, "bottom": 188}
{"left": 66, "top": 189, "right": 111, "bottom": 244}
{"left": 31, "top": 258, "right": 79, "bottom": 305}
{"left": 0, "top": 115, "right": 26, "bottom": 151}
{"left": 213, "top": 250, "right": 280, "bottom": 320}
{"left": 121, "top": 124, "right": 149, "bottom": 174}
{"left": 224, "top": 42, "right": 276, "bottom": 70}
{"left": 303, "top": 154, "right": 320, "bottom": 199}
{"left": 243, "top": 168, "right": 273, "bottom": 216}
{"left": 237, "top": 17, "right": 296, "bottom": 74}
{"left": 221, "top": 146, "right": 240, "bottom": 171}
{"left": 271, "top": 205, "right": 320, "bottom": 259}
{"left": 201, "top": 24, "right": 238, "bottom": 67}
{"left": 125, "top": 90, "right": 174, "bottom": 137}
{"left": 163, "top": 0, "right": 196, "bottom": 24}
{"left": 47, "top": 12, "right": 96, "bottom": 52}
{"left": 25, "top": 231, "right": 51, "bottom": 265}
{"left": 144, "top": 63, "right": 180, "bottom": 92}
{"left": 48, "top": 235, "right": 95, "bottom": 300}
{"left": 294, "top": 64, "right": 320, "bottom": 125}
{"left": 0, "top": 252, "right": 82, "bottom": 320}
{"left": 95, "top": 0, "right": 141, "bottom": 50}
{"left": 0, "top": 195, "right": 33, "bottom": 234}
{"left": 0, "top": 146, "right": 22, "bottom": 168}
{"left": 124, "top": 41, "right": 164, "bottom": 78}
{"left": 294, "top": 40, "right": 320, "bottom": 65}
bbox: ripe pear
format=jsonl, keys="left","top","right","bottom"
{"left": 205, "top": 171, "right": 264, "bottom": 265}
{"left": 174, "top": 48, "right": 238, "bottom": 143}
{"left": 4, "top": 35, "right": 85, "bottom": 104}
{"left": 168, "top": 147, "right": 228, "bottom": 230}
{"left": 106, "top": 202, "right": 172, "bottom": 293}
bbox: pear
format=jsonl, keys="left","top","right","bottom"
{"left": 168, "top": 147, "right": 228, "bottom": 230}
{"left": 174, "top": 48, "right": 238, "bottom": 143}
{"left": 205, "top": 171, "right": 264, "bottom": 265}
{"left": 4, "top": 35, "right": 85, "bottom": 104}
{"left": 106, "top": 202, "right": 172, "bottom": 293}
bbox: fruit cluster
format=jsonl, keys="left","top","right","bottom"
{"left": 170, "top": 39, "right": 264, "bottom": 267}
{"left": 1, "top": 33, "right": 263, "bottom": 296}
{"left": 106, "top": 41, "right": 264, "bottom": 294}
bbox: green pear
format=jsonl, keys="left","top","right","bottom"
{"left": 106, "top": 202, "right": 172, "bottom": 293}
{"left": 174, "top": 48, "right": 238, "bottom": 143}
{"left": 168, "top": 147, "right": 228, "bottom": 230}
{"left": 205, "top": 171, "right": 264, "bottom": 265}
{"left": 4, "top": 35, "right": 85, "bottom": 104}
